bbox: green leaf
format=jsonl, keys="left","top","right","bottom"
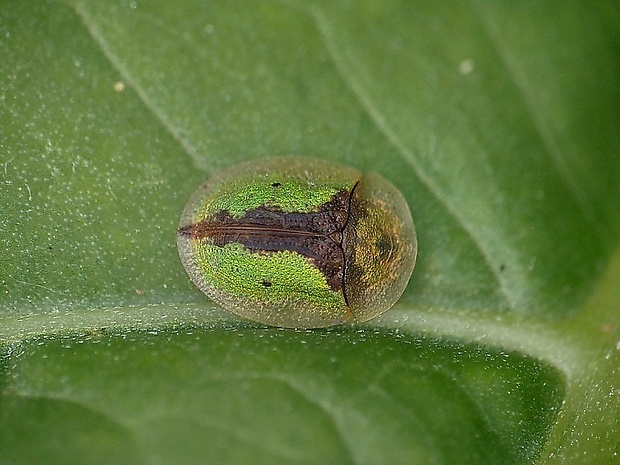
{"left": 1, "top": 0, "right": 619, "bottom": 464}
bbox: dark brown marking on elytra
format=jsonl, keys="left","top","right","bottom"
{"left": 178, "top": 190, "right": 352, "bottom": 292}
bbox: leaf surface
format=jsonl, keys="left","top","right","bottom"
{"left": 1, "top": 1, "right": 619, "bottom": 464}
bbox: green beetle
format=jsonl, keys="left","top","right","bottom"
{"left": 177, "top": 157, "right": 417, "bottom": 328}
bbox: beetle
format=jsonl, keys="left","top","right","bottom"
{"left": 177, "top": 157, "right": 417, "bottom": 328}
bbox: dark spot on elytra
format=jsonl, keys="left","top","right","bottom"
{"left": 261, "top": 280, "right": 272, "bottom": 288}
{"left": 375, "top": 235, "right": 394, "bottom": 261}
{"left": 271, "top": 182, "right": 281, "bottom": 187}
{"left": 499, "top": 264, "right": 506, "bottom": 272}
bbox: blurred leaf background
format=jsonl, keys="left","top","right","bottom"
{"left": 1, "top": 0, "right": 619, "bottom": 464}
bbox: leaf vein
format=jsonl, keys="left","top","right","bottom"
{"left": 468, "top": 0, "right": 605, "bottom": 242}
{"left": 70, "top": 2, "right": 205, "bottom": 172}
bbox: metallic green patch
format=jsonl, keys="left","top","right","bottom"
{"left": 197, "top": 177, "right": 351, "bottom": 219}
{"left": 194, "top": 242, "right": 346, "bottom": 313}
